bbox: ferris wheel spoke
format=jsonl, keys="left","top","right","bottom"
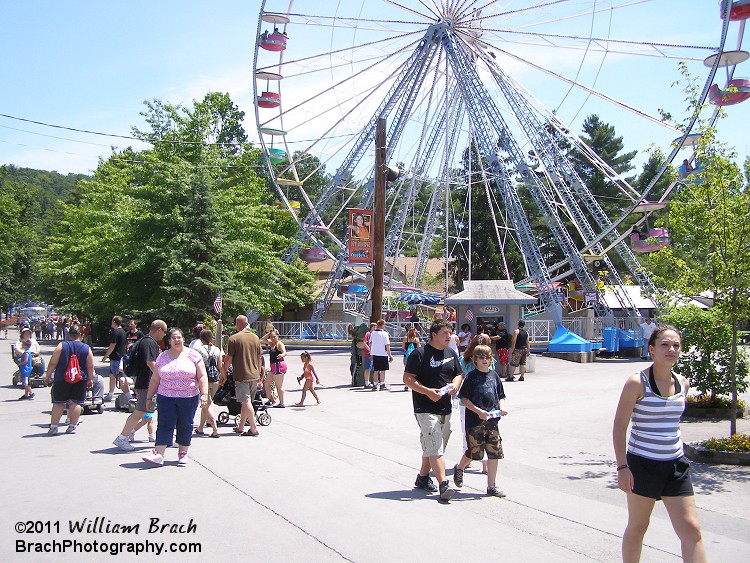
{"left": 382, "top": 0, "right": 440, "bottom": 21}
{"left": 277, "top": 11, "right": 429, "bottom": 30}
{"left": 486, "top": 44, "right": 680, "bottom": 131}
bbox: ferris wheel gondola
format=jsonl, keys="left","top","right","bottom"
{"left": 253, "top": 1, "right": 744, "bottom": 322}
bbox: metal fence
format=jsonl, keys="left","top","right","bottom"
{"left": 251, "top": 317, "right": 647, "bottom": 344}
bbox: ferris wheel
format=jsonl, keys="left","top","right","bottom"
{"left": 253, "top": 1, "right": 746, "bottom": 323}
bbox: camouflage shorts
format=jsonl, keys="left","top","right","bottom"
{"left": 465, "top": 422, "right": 504, "bottom": 460}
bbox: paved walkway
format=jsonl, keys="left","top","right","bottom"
{"left": 1, "top": 329, "right": 748, "bottom": 562}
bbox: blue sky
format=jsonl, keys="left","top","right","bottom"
{"left": 1, "top": 1, "right": 749, "bottom": 175}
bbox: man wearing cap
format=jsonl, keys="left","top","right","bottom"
{"left": 43, "top": 325, "right": 95, "bottom": 435}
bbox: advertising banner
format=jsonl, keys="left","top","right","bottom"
{"left": 347, "top": 208, "right": 373, "bottom": 264}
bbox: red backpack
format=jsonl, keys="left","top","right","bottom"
{"left": 64, "top": 345, "right": 83, "bottom": 384}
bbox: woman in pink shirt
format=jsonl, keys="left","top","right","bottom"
{"left": 142, "top": 328, "right": 208, "bottom": 466}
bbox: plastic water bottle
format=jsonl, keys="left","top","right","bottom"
{"left": 487, "top": 409, "right": 502, "bottom": 419}
{"left": 437, "top": 383, "right": 454, "bottom": 396}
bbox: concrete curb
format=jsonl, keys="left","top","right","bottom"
{"left": 684, "top": 441, "right": 750, "bottom": 465}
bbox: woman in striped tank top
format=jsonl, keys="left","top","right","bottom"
{"left": 613, "top": 326, "right": 706, "bottom": 563}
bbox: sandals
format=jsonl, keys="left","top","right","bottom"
{"left": 194, "top": 428, "right": 205, "bottom": 435}
{"left": 241, "top": 429, "right": 259, "bottom": 437}
{"left": 209, "top": 432, "right": 220, "bottom": 438}
{"left": 232, "top": 426, "right": 243, "bottom": 434}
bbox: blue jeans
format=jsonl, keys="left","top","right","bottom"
{"left": 155, "top": 394, "right": 199, "bottom": 447}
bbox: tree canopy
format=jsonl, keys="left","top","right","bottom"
{"left": 647, "top": 128, "right": 750, "bottom": 435}
{"left": 36, "top": 92, "right": 314, "bottom": 327}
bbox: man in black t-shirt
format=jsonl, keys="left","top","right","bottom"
{"left": 102, "top": 316, "right": 127, "bottom": 401}
{"left": 113, "top": 319, "right": 166, "bottom": 451}
{"left": 403, "top": 318, "right": 463, "bottom": 501}
{"left": 490, "top": 322, "right": 510, "bottom": 379}
{"left": 125, "top": 319, "right": 144, "bottom": 350}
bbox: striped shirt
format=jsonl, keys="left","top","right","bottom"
{"left": 627, "top": 370, "right": 685, "bottom": 461}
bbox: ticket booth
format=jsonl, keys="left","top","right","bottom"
{"left": 445, "top": 280, "right": 537, "bottom": 337}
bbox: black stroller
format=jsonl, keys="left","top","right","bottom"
{"left": 214, "top": 373, "right": 271, "bottom": 427}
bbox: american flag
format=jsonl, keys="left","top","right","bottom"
{"left": 213, "top": 293, "right": 223, "bottom": 315}
{"left": 465, "top": 308, "right": 474, "bottom": 321}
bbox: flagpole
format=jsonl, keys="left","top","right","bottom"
{"left": 214, "top": 292, "right": 224, "bottom": 350}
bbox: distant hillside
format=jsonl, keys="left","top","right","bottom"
{"left": 1, "top": 165, "right": 90, "bottom": 212}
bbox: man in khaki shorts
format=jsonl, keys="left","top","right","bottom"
{"left": 509, "top": 319, "right": 531, "bottom": 382}
{"left": 112, "top": 320, "right": 165, "bottom": 450}
{"left": 403, "top": 319, "right": 463, "bottom": 502}
{"left": 221, "top": 315, "right": 262, "bottom": 437}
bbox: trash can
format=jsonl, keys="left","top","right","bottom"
{"left": 602, "top": 326, "right": 619, "bottom": 353}
{"left": 509, "top": 353, "right": 535, "bottom": 375}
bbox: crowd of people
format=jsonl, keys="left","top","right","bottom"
{"left": 10, "top": 312, "right": 708, "bottom": 561}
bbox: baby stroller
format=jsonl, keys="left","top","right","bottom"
{"left": 214, "top": 372, "right": 271, "bottom": 427}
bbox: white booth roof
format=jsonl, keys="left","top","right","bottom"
{"left": 445, "top": 280, "right": 538, "bottom": 305}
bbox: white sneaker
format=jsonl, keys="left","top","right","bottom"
{"left": 148, "top": 434, "right": 156, "bottom": 442}
{"left": 142, "top": 450, "right": 164, "bottom": 466}
{"left": 128, "top": 430, "right": 136, "bottom": 442}
{"left": 48, "top": 426, "right": 59, "bottom": 436}
{"left": 177, "top": 452, "right": 189, "bottom": 466}
{"left": 65, "top": 425, "right": 76, "bottom": 434}
{"left": 113, "top": 435, "right": 135, "bottom": 451}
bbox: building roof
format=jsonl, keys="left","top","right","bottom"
{"left": 445, "top": 280, "right": 538, "bottom": 305}
{"left": 305, "top": 257, "right": 447, "bottom": 294}
{"left": 602, "top": 285, "right": 708, "bottom": 310}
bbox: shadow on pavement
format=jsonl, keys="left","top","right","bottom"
{"left": 690, "top": 463, "right": 750, "bottom": 494}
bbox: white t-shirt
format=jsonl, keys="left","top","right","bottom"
{"left": 448, "top": 334, "right": 460, "bottom": 355}
{"left": 369, "top": 329, "right": 390, "bottom": 357}
{"left": 640, "top": 321, "right": 656, "bottom": 341}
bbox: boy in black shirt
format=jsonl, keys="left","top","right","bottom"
{"left": 404, "top": 319, "right": 463, "bottom": 501}
{"left": 453, "top": 344, "right": 508, "bottom": 497}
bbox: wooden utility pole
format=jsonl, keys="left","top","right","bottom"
{"left": 371, "top": 117, "right": 386, "bottom": 323}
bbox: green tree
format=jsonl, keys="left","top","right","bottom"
{"left": 570, "top": 114, "right": 637, "bottom": 219}
{"left": 661, "top": 306, "right": 748, "bottom": 398}
{"left": 449, "top": 146, "right": 526, "bottom": 290}
{"left": 649, "top": 129, "right": 750, "bottom": 435}
{"left": 38, "top": 93, "right": 314, "bottom": 327}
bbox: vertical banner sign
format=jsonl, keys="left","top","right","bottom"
{"left": 347, "top": 208, "right": 373, "bottom": 264}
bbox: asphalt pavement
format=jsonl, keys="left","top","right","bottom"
{"left": 1, "top": 328, "right": 748, "bottom": 562}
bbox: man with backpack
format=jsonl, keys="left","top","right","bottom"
{"left": 112, "top": 320, "right": 166, "bottom": 451}
{"left": 43, "top": 324, "right": 95, "bottom": 435}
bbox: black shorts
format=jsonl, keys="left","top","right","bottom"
{"left": 51, "top": 380, "right": 87, "bottom": 405}
{"left": 372, "top": 355, "right": 389, "bottom": 371}
{"left": 626, "top": 452, "right": 694, "bottom": 500}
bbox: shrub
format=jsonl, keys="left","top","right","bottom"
{"left": 687, "top": 395, "right": 746, "bottom": 410}
{"left": 701, "top": 434, "right": 750, "bottom": 453}
{"left": 662, "top": 306, "right": 749, "bottom": 397}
